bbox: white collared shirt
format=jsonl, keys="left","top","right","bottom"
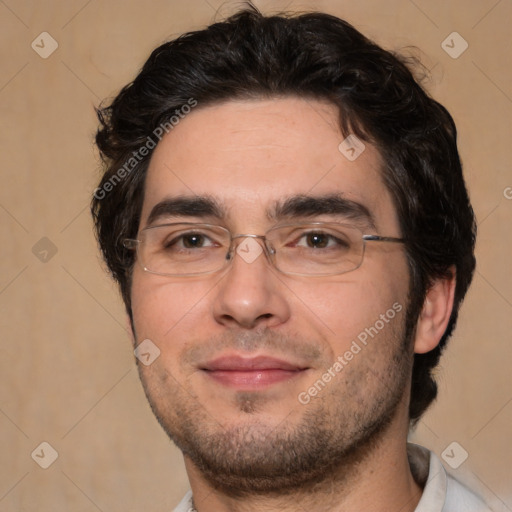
{"left": 409, "top": 443, "right": 492, "bottom": 512}
{"left": 173, "top": 443, "right": 492, "bottom": 511}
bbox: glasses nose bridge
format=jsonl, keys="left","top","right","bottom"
{"left": 231, "top": 233, "right": 264, "bottom": 239}
{"left": 228, "top": 233, "right": 276, "bottom": 263}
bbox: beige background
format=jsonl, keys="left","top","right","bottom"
{"left": 0, "top": 0, "right": 511, "bottom": 510}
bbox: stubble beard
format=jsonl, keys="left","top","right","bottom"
{"left": 137, "top": 320, "right": 413, "bottom": 497}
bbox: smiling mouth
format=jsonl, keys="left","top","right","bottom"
{"left": 200, "top": 355, "right": 310, "bottom": 389}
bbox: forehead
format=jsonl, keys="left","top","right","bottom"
{"left": 141, "top": 97, "right": 399, "bottom": 232}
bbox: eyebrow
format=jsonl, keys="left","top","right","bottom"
{"left": 271, "top": 194, "right": 376, "bottom": 230}
{"left": 145, "top": 193, "right": 376, "bottom": 230}
{"left": 146, "top": 195, "right": 223, "bottom": 226}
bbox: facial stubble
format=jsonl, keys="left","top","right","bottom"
{"left": 136, "top": 319, "right": 412, "bottom": 497}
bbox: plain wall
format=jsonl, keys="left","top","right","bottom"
{"left": 0, "top": 0, "right": 511, "bottom": 510}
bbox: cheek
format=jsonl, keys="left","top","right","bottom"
{"left": 290, "top": 283, "right": 399, "bottom": 337}
{"left": 284, "top": 258, "right": 409, "bottom": 355}
{"left": 130, "top": 270, "right": 216, "bottom": 346}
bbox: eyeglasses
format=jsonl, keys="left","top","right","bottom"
{"left": 122, "top": 222, "right": 405, "bottom": 277}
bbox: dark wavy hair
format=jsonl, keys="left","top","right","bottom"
{"left": 91, "top": 6, "right": 476, "bottom": 423}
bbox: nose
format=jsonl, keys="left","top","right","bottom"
{"left": 211, "top": 236, "right": 291, "bottom": 330}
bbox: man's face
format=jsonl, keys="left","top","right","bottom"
{"left": 131, "top": 98, "right": 412, "bottom": 493}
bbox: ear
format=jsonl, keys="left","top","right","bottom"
{"left": 414, "top": 266, "right": 456, "bottom": 354}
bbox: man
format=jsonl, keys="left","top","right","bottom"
{"left": 91, "top": 6, "right": 491, "bottom": 512}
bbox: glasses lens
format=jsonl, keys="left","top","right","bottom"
{"left": 269, "top": 223, "right": 364, "bottom": 275}
{"left": 139, "top": 224, "right": 230, "bottom": 275}
{"left": 135, "top": 222, "right": 365, "bottom": 277}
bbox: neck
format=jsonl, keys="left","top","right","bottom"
{"left": 184, "top": 421, "right": 422, "bottom": 512}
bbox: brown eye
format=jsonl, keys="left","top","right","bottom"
{"left": 306, "top": 233, "right": 329, "bottom": 248}
{"left": 181, "top": 234, "right": 207, "bottom": 248}
{"left": 163, "top": 232, "right": 216, "bottom": 251}
{"left": 295, "top": 231, "right": 349, "bottom": 250}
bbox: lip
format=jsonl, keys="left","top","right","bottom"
{"left": 202, "top": 355, "right": 306, "bottom": 372}
{"left": 200, "top": 355, "right": 309, "bottom": 389}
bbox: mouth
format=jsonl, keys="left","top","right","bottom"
{"left": 200, "top": 355, "right": 310, "bottom": 390}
